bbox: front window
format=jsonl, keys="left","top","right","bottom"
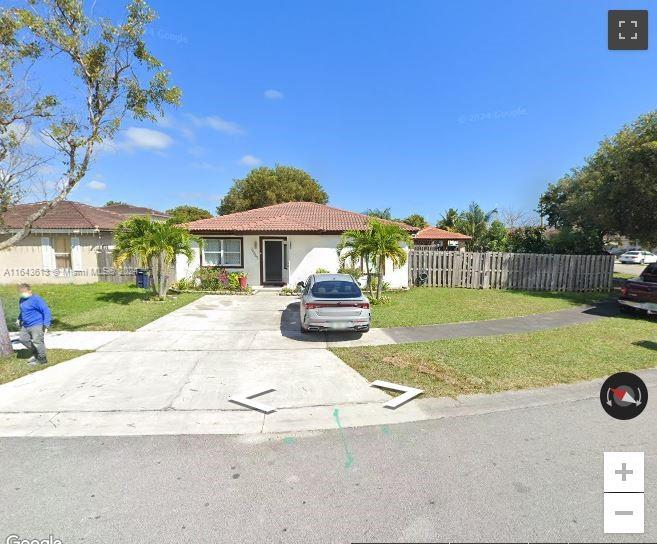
{"left": 311, "top": 280, "right": 362, "bottom": 298}
{"left": 53, "top": 235, "right": 72, "bottom": 269}
{"left": 203, "top": 238, "right": 242, "bottom": 266}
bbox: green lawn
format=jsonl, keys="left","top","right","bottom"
{"left": 332, "top": 315, "right": 657, "bottom": 398}
{"left": 1, "top": 283, "right": 202, "bottom": 331}
{"left": 371, "top": 288, "right": 609, "bottom": 328}
{"left": 1, "top": 349, "right": 91, "bottom": 385}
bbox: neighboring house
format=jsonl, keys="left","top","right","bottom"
{"left": 181, "top": 201, "right": 419, "bottom": 288}
{"left": 0, "top": 200, "right": 168, "bottom": 284}
{"left": 414, "top": 226, "right": 472, "bottom": 250}
{"left": 101, "top": 203, "right": 170, "bottom": 222}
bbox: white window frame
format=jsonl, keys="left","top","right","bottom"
{"left": 202, "top": 237, "right": 243, "bottom": 268}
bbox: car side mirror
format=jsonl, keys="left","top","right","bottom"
{"left": 297, "top": 281, "right": 305, "bottom": 289}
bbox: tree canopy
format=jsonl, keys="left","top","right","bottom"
{"left": 402, "top": 214, "right": 428, "bottom": 229}
{"left": 539, "top": 111, "right": 657, "bottom": 247}
{"left": 166, "top": 205, "right": 212, "bottom": 224}
{"left": 217, "top": 165, "right": 328, "bottom": 215}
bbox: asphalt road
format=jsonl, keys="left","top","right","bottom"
{"left": 1, "top": 396, "right": 655, "bottom": 543}
{"left": 615, "top": 262, "right": 649, "bottom": 276}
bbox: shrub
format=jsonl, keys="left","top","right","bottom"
{"left": 191, "top": 267, "right": 247, "bottom": 291}
{"left": 369, "top": 295, "right": 391, "bottom": 305}
{"left": 338, "top": 266, "right": 363, "bottom": 281}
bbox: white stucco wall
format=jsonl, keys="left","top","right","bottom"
{"left": 178, "top": 233, "right": 409, "bottom": 289}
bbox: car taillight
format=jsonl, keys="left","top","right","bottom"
{"left": 620, "top": 286, "right": 628, "bottom": 297}
{"left": 306, "top": 302, "right": 370, "bottom": 309}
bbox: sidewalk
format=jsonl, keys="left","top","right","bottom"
{"left": 10, "top": 330, "right": 129, "bottom": 351}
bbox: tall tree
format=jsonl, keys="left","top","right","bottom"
{"left": 454, "top": 202, "right": 497, "bottom": 250}
{"left": 0, "top": 0, "right": 180, "bottom": 353}
{"left": 166, "top": 205, "right": 212, "bottom": 224}
{"left": 437, "top": 208, "right": 459, "bottom": 230}
{"left": 539, "top": 111, "right": 657, "bottom": 247}
{"left": 402, "top": 213, "right": 428, "bottom": 229}
{"left": 218, "top": 165, "right": 328, "bottom": 215}
{"left": 0, "top": 0, "right": 180, "bottom": 250}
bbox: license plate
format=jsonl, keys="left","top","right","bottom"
{"left": 329, "top": 321, "right": 349, "bottom": 329}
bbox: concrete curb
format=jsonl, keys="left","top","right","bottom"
{"left": 2, "top": 367, "right": 654, "bottom": 437}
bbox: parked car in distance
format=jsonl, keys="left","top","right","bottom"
{"left": 298, "top": 273, "right": 371, "bottom": 333}
{"left": 619, "top": 263, "right": 657, "bottom": 315}
{"left": 619, "top": 250, "right": 657, "bottom": 264}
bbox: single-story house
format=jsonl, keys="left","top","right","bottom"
{"left": 413, "top": 226, "right": 472, "bottom": 251}
{"left": 181, "top": 201, "right": 419, "bottom": 288}
{"left": 0, "top": 200, "right": 168, "bottom": 284}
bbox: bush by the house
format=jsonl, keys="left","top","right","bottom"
{"left": 173, "top": 267, "right": 250, "bottom": 293}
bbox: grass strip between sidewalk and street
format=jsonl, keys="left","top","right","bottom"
{"left": 0, "top": 349, "right": 91, "bottom": 385}
{"left": 331, "top": 315, "right": 657, "bottom": 398}
{"left": 370, "top": 288, "right": 608, "bottom": 328}
{"left": 0, "top": 283, "right": 202, "bottom": 332}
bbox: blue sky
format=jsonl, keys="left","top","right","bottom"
{"left": 58, "top": 0, "right": 656, "bottom": 222}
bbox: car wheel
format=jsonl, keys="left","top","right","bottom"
{"left": 300, "top": 322, "right": 309, "bottom": 333}
{"left": 640, "top": 259, "right": 645, "bottom": 264}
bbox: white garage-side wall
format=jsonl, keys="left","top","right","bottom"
{"left": 288, "top": 234, "right": 409, "bottom": 289}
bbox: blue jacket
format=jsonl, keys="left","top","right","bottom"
{"left": 19, "top": 294, "right": 52, "bottom": 328}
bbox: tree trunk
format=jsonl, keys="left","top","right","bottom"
{"left": 0, "top": 300, "right": 14, "bottom": 357}
{"left": 149, "top": 256, "right": 159, "bottom": 296}
{"left": 156, "top": 252, "right": 169, "bottom": 298}
{"left": 376, "top": 258, "right": 384, "bottom": 300}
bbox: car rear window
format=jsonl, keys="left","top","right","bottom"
{"left": 311, "top": 280, "right": 362, "bottom": 298}
{"left": 625, "top": 251, "right": 640, "bottom": 255}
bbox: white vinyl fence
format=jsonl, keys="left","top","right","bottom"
{"left": 408, "top": 250, "right": 614, "bottom": 291}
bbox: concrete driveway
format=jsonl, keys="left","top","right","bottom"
{"left": 0, "top": 293, "right": 407, "bottom": 436}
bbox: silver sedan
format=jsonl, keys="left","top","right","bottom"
{"left": 298, "top": 273, "right": 371, "bottom": 333}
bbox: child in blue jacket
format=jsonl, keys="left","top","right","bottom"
{"left": 17, "top": 283, "right": 52, "bottom": 365}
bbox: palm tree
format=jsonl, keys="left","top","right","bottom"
{"left": 337, "top": 228, "right": 376, "bottom": 293}
{"left": 113, "top": 216, "right": 200, "bottom": 298}
{"left": 437, "top": 208, "right": 459, "bottom": 231}
{"left": 455, "top": 202, "right": 498, "bottom": 250}
{"left": 363, "top": 207, "right": 393, "bottom": 220}
{"left": 369, "top": 220, "right": 413, "bottom": 299}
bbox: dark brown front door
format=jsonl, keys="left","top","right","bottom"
{"left": 264, "top": 240, "right": 283, "bottom": 283}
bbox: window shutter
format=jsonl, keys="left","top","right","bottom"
{"left": 41, "top": 237, "right": 55, "bottom": 269}
{"left": 71, "top": 237, "right": 83, "bottom": 271}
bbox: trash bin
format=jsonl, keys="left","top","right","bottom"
{"left": 136, "top": 269, "right": 150, "bottom": 289}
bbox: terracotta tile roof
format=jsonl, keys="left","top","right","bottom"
{"left": 101, "top": 203, "right": 170, "bottom": 219}
{"left": 415, "top": 226, "right": 472, "bottom": 240}
{"left": 185, "top": 202, "right": 418, "bottom": 233}
{"left": 1, "top": 200, "right": 127, "bottom": 230}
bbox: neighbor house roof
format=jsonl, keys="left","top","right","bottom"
{"left": 184, "top": 201, "right": 419, "bottom": 234}
{"left": 415, "top": 226, "right": 472, "bottom": 241}
{"left": 101, "top": 203, "right": 170, "bottom": 219}
{"left": 1, "top": 200, "right": 127, "bottom": 231}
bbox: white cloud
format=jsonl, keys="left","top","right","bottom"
{"left": 123, "top": 127, "right": 173, "bottom": 150}
{"left": 187, "top": 114, "right": 244, "bottom": 135}
{"left": 87, "top": 180, "right": 107, "bottom": 190}
{"left": 239, "top": 154, "right": 262, "bottom": 166}
{"left": 264, "top": 89, "right": 284, "bottom": 100}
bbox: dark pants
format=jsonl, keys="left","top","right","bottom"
{"left": 19, "top": 325, "right": 47, "bottom": 363}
